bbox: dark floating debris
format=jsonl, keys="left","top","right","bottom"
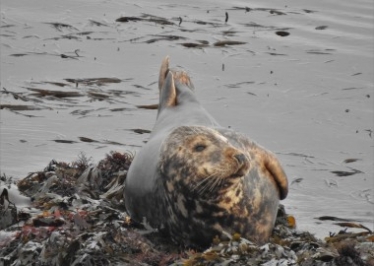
{"left": 130, "top": 128, "right": 151, "bottom": 134}
{"left": 275, "top": 31, "right": 290, "bottom": 37}
{"left": 45, "top": 22, "right": 78, "bottom": 31}
{"left": 225, "top": 81, "right": 255, "bottom": 89}
{"left": 87, "top": 90, "right": 110, "bottom": 100}
{"left": 65, "top": 77, "right": 122, "bottom": 86}
{"left": 193, "top": 20, "right": 221, "bottom": 26}
{"left": 116, "top": 16, "right": 142, "bottom": 22}
{"left": 116, "top": 14, "right": 174, "bottom": 26}
{"left": 213, "top": 40, "right": 246, "bottom": 47}
{"left": 270, "top": 10, "right": 286, "bottom": 15}
{"left": 52, "top": 139, "right": 78, "bottom": 144}
{"left": 316, "top": 216, "right": 355, "bottom": 222}
{"left": 0, "top": 24, "right": 15, "bottom": 28}
{"left": 79, "top": 137, "right": 100, "bottom": 143}
{"left": 27, "top": 88, "right": 83, "bottom": 98}
{"left": 110, "top": 107, "right": 132, "bottom": 112}
{"left": 331, "top": 168, "right": 363, "bottom": 177}
{"left": 315, "top": 25, "right": 328, "bottom": 30}
{"left": 306, "top": 49, "right": 333, "bottom": 55}
{"left": 42, "top": 81, "right": 69, "bottom": 87}
{"left": 303, "top": 9, "right": 316, "bottom": 13}
{"left": 343, "top": 158, "right": 360, "bottom": 164}
{"left": 77, "top": 137, "right": 129, "bottom": 147}
{"left": 9, "top": 53, "right": 28, "bottom": 57}
{"left": 137, "top": 103, "right": 159, "bottom": 110}
{"left": 89, "top": 19, "right": 108, "bottom": 27}
{"left": 180, "top": 42, "right": 208, "bottom": 48}
{"left": 342, "top": 87, "right": 363, "bottom": 90}
{"left": 267, "top": 52, "right": 287, "bottom": 56}
{"left": 0, "top": 104, "right": 44, "bottom": 111}
{"left": 291, "top": 177, "right": 303, "bottom": 185}
{"left": 145, "top": 34, "right": 187, "bottom": 44}
{"left": 225, "top": 12, "right": 229, "bottom": 23}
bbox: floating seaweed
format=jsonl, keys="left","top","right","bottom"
{"left": 213, "top": 40, "right": 246, "bottom": 47}
{"left": 64, "top": 77, "right": 122, "bottom": 86}
{"left": 130, "top": 129, "right": 152, "bottom": 134}
{"left": 116, "top": 14, "right": 174, "bottom": 26}
{"left": 180, "top": 42, "right": 208, "bottom": 48}
{"left": 137, "top": 103, "right": 159, "bottom": 110}
{"left": 316, "top": 25, "right": 328, "bottom": 30}
{"left": 0, "top": 104, "right": 44, "bottom": 111}
{"left": 306, "top": 49, "right": 333, "bottom": 55}
{"left": 27, "top": 88, "right": 83, "bottom": 98}
{"left": 276, "top": 31, "right": 290, "bottom": 37}
{"left": 331, "top": 168, "right": 363, "bottom": 177}
{"left": 145, "top": 34, "right": 187, "bottom": 44}
{"left": 51, "top": 139, "right": 78, "bottom": 144}
{"left": 45, "top": 22, "right": 79, "bottom": 31}
{"left": 225, "top": 81, "right": 255, "bottom": 88}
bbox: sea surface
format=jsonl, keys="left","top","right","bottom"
{"left": 1, "top": 0, "right": 373, "bottom": 238}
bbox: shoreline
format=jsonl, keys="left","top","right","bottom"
{"left": 1, "top": 152, "right": 373, "bottom": 265}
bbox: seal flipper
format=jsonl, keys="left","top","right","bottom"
{"left": 158, "top": 71, "right": 177, "bottom": 113}
{"left": 260, "top": 150, "right": 288, "bottom": 200}
{"left": 159, "top": 56, "right": 170, "bottom": 92}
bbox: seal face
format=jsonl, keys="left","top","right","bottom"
{"left": 124, "top": 57, "right": 288, "bottom": 249}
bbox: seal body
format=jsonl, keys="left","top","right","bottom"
{"left": 124, "top": 57, "right": 288, "bottom": 248}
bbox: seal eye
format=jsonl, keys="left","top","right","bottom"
{"left": 194, "top": 144, "right": 206, "bottom": 152}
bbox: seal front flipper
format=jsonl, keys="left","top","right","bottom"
{"left": 255, "top": 147, "right": 288, "bottom": 200}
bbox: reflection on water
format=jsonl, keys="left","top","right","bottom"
{"left": 1, "top": 0, "right": 373, "bottom": 237}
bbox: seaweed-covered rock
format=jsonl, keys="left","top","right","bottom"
{"left": 0, "top": 152, "right": 373, "bottom": 266}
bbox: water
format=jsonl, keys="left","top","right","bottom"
{"left": 1, "top": 0, "right": 373, "bottom": 238}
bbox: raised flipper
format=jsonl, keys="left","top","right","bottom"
{"left": 159, "top": 56, "right": 170, "bottom": 92}
{"left": 158, "top": 56, "right": 197, "bottom": 114}
{"left": 158, "top": 71, "right": 177, "bottom": 113}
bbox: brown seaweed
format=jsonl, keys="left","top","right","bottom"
{"left": 116, "top": 14, "right": 174, "bottom": 26}
{"left": 275, "top": 31, "right": 290, "bottom": 37}
{"left": 316, "top": 26, "right": 328, "bottom": 30}
{"left": 137, "top": 104, "right": 159, "bottom": 110}
{"left": 180, "top": 42, "right": 208, "bottom": 48}
{"left": 0, "top": 104, "right": 44, "bottom": 111}
{"left": 64, "top": 77, "right": 122, "bottom": 86}
{"left": 27, "top": 88, "right": 83, "bottom": 98}
{"left": 45, "top": 22, "right": 78, "bottom": 31}
{"left": 214, "top": 40, "right": 246, "bottom": 47}
{"left": 130, "top": 129, "right": 151, "bottom": 134}
{"left": 331, "top": 168, "right": 362, "bottom": 177}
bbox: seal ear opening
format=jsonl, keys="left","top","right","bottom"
{"left": 262, "top": 152, "right": 288, "bottom": 200}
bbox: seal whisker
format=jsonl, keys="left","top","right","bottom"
{"left": 191, "top": 176, "right": 210, "bottom": 191}
{"left": 209, "top": 174, "right": 225, "bottom": 193}
{"left": 193, "top": 174, "right": 216, "bottom": 194}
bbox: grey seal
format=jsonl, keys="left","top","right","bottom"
{"left": 124, "top": 57, "right": 288, "bottom": 248}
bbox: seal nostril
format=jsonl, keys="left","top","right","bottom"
{"left": 234, "top": 154, "right": 246, "bottom": 164}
